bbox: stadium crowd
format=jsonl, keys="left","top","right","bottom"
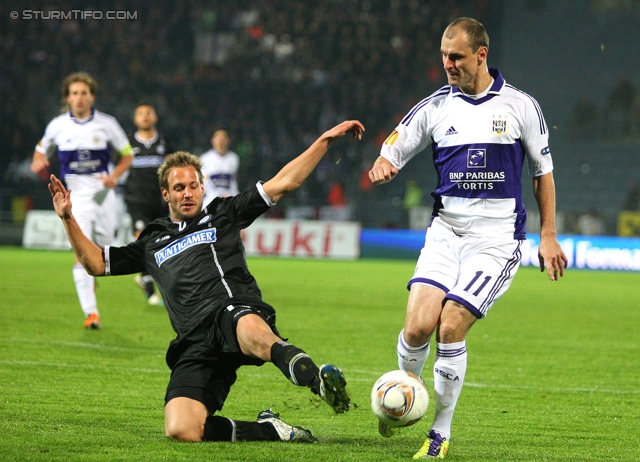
{"left": 1, "top": 0, "right": 489, "bottom": 223}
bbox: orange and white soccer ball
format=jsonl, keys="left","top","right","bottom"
{"left": 371, "top": 370, "right": 429, "bottom": 428}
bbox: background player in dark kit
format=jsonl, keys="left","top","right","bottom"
{"left": 125, "top": 103, "right": 175, "bottom": 305}
{"left": 48, "top": 120, "right": 364, "bottom": 443}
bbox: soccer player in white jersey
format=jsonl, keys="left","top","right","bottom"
{"left": 200, "top": 127, "right": 240, "bottom": 204}
{"left": 31, "top": 72, "right": 133, "bottom": 330}
{"left": 369, "top": 18, "right": 568, "bottom": 459}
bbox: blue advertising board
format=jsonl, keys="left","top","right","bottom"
{"left": 361, "top": 229, "right": 640, "bottom": 271}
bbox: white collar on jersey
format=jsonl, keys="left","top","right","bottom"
{"left": 69, "top": 108, "right": 95, "bottom": 124}
{"left": 460, "top": 78, "right": 494, "bottom": 99}
{"left": 134, "top": 130, "right": 159, "bottom": 148}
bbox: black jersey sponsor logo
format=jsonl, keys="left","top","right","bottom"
{"left": 198, "top": 214, "right": 212, "bottom": 225}
{"left": 154, "top": 229, "right": 216, "bottom": 267}
{"left": 155, "top": 235, "right": 171, "bottom": 243}
{"left": 132, "top": 155, "right": 164, "bottom": 168}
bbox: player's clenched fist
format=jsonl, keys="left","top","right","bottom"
{"left": 369, "top": 156, "right": 399, "bottom": 184}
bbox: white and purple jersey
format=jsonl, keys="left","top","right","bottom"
{"left": 380, "top": 68, "right": 553, "bottom": 239}
{"left": 40, "top": 109, "right": 132, "bottom": 196}
{"left": 200, "top": 148, "right": 240, "bottom": 204}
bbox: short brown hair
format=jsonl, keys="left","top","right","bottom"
{"left": 157, "top": 151, "right": 204, "bottom": 190}
{"left": 444, "top": 17, "right": 489, "bottom": 52}
{"left": 61, "top": 72, "right": 97, "bottom": 98}
{"left": 61, "top": 72, "right": 98, "bottom": 111}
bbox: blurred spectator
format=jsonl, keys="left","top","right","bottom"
{"left": 327, "top": 181, "right": 346, "bottom": 206}
{"left": 577, "top": 209, "right": 605, "bottom": 236}
{"left": 0, "top": 0, "right": 485, "bottom": 222}
{"left": 605, "top": 74, "right": 635, "bottom": 139}
{"left": 569, "top": 96, "right": 599, "bottom": 140}
{"left": 622, "top": 180, "right": 640, "bottom": 211}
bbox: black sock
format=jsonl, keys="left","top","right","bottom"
{"left": 202, "top": 415, "right": 279, "bottom": 442}
{"left": 203, "top": 415, "right": 235, "bottom": 442}
{"left": 270, "top": 341, "right": 320, "bottom": 394}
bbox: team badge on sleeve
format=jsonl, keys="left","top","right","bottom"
{"left": 384, "top": 130, "right": 399, "bottom": 145}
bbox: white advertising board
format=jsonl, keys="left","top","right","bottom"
{"left": 243, "top": 219, "right": 361, "bottom": 259}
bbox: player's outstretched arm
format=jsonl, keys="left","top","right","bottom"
{"left": 369, "top": 156, "right": 399, "bottom": 185}
{"left": 48, "top": 174, "right": 106, "bottom": 276}
{"left": 533, "top": 172, "right": 568, "bottom": 281}
{"left": 262, "top": 120, "right": 364, "bottom": 203}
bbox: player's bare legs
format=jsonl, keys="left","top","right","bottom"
{"left": 397, "top": 284, "right": 446, "bottom": 376}
{"left": 236, "top": 314, "right": 282, "bottom": 361}
{"left": 404, "top": 284, "right": 446, "bottom": 345}
{"left": 165, "top": 397, "right": 208, "bottom": 441}
{"left": 237, "top": 314, "right": 350, "bottom": 413}
{"left": 397, "top": 287, "right": 477, "bottom": 454}
{"left": 436, "top": 301, "right": 477, "bottom": 344}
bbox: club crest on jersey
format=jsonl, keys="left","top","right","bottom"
{"left": 154, "top": 229, "right": 216, "bottom": 267}
{"left": 492, "top": 117, "right": 508, "bottom": 135}
{"left": 384, "top": 130, "right": 399, "bottom": 145}
{"left": 198, "top": 214, "right": 212, "bottom": 225}
{"left": 467, "top": 149, "right": 486, "bottom": 168}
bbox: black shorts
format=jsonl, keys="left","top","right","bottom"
{"left": 164, "top": 300, "right": 281, "bottom": 414}
{"left": 126, "top": 201, "right": 168, "bottom": 232}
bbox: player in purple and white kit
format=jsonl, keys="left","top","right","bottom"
{"left": 31, "top": 72, "right": 133, "bottom": 330}
{"left": 369, "top": 18, "right": 568, "bottom": 459}
{"left": 200, "top": 127, "right": 240, "bottom": 204}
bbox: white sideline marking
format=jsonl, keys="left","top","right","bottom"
{"left": 0, "top": 359, "right": 167, "bottom": 374}
{"left": 241, "top": 369, "right": 640, "bottom": 396}
{"left": 3, "top": 339, "right": 639, "bottom": 396}
{"left": 1, "top": 337, "right": 163, "bottom": 354}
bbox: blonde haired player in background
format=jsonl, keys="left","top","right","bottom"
{"left": 31, "top": 72, "right": 133, "bottom": 329}
{"left": 47, "top": 120, "right": 364, "bottom": 443}
{"left": 369, "top": 18, "right": 567, "bottom": 459}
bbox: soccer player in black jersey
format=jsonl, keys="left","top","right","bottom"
{"left": 125, "top": 103, "right": 175, "bottom": 305}
{"left": 48, "top": 120, "right": 364, "bottom": 443}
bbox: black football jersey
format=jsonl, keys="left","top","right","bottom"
{"left": 105, "top": 185, "right": 272, "bottom": 338}
{"left": 124, "top": 132, "right": 174, "bottom": 206}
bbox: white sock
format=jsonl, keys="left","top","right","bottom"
{"left": 396, "top": 329, "right": 430, "bottom": 377}
{"left": 431, "top": 341, "right": 467, "bottom": 441}
{"left": 73, "top": 264, "right": 98, "bottom": 317}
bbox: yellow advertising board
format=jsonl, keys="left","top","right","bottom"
{"left": 618, "top": 211, "right": 640, "bottom": 236}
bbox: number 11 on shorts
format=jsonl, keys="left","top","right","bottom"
{"left": 463, "top": 271, "right": 492, "bottom": 296}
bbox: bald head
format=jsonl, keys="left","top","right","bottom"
{"left": 444, "top": 17, "right": 489, "bottom": 53}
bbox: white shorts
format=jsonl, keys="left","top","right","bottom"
{"left": 409, "top": 219, "right": 523, "bottom": 318}
{"left": 70, "top": 189, "right": 116, "bottom": 248}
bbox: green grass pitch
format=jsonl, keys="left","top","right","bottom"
{"left": 1, "top": 247, "right": 639, "bottom": 461}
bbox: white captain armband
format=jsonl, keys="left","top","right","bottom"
{"left": 103, "top": 246, "right": 111, "bottom": 276}
{"left": 256, "top": 181, "right": 277, "bottom": 206}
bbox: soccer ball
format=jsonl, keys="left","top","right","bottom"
{"left": 371, "top": 370, "right": 429, "bottom": 428}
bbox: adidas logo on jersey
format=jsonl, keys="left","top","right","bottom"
{"left": 445, "top": 126, "right": 458, "bottom": 136}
